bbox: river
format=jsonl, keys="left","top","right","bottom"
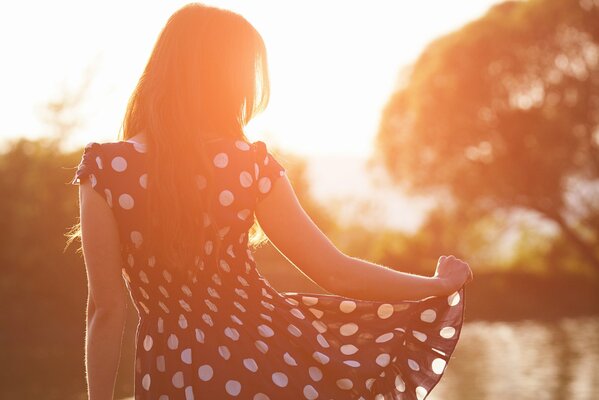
{"left": 119, "top": 316, "right": 599, "bottom": 400}
{"left": 428, "top": 316, "right": 599, "bottom": 400}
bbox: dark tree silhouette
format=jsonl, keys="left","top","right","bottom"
{"left": 375, "top": 0, "right": 599, "bottom": 271}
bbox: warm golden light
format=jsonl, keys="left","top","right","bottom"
{"left": 1, "top": 0, "right": 502, "bottom": 157}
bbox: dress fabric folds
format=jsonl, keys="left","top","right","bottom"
{"left": 71, "top": 138, "right": 466, "bottom": 400}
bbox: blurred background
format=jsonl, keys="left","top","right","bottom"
{"left": 1, "top": 0, "right": 598, "bottom": 399}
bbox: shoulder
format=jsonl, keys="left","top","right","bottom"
{"left": 85, "top": 140, "right": 146, "bottom": 160}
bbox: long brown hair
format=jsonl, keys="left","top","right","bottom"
{"left": 66, "top": 3, "right": 271, "bottom": 276}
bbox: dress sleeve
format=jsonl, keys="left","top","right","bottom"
{"left": 70, "top": 142, "right": 112, "bottom": 208}
{"left": 252, "top": 140, "right": 287, "bottom": 203}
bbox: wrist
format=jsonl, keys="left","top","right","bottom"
{"left": 430, "top": 276, "right": 448, "bottom": 297}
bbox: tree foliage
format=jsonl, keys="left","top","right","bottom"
{"left": 376, "top": 0, "right": 599, "bottom": 270}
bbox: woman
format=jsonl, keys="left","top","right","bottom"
{"left": 68, "top": 3, "right": 472, "bottom": 399}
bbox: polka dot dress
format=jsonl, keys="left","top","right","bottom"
{"left": 71, "top": 138, "right": 465, "bottom": 400}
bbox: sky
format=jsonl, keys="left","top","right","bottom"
{"left": 0, "top": 0, "right": 503, "bottom": 157}
{"left": 1, "top": 0, "right": 507, "bottom": 233}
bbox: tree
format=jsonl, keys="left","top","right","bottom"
{"left": 375, "top": 0, "right": 599, "bottom": 271}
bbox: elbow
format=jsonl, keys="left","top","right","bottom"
{"left": 89, "top": 302, "right": 127, "bottom": 324}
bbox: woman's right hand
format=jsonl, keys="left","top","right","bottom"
{"left": 434, "top": 255, "right": 473, "bottom": 295}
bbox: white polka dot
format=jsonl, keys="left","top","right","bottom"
{"left": 139, "top": 270, "right": 149, "bottom": 284}
{"left": 344, "top": 360, "right": 361, "bottom": 367}
{"left": 258, "top": 324, "right": 274, "bottom": 337}
{"left": 312, "top": 351, "right": 330, "bottom": 365}
{"left": 156, "top": 355, "right": 166, "bottom": 372}
{"left": 312, "top": 320, "right": 327, "bottom": 333}
{"left": 195, "top": 328, "right": 205, "bottom": 343}
{"left": 111, "top": 156, "right": 127, "bottom": 172}
{"left": 339, "top": 300, "right": 357, "bottom": 313}
{"left": 339, "top": 322, "right": 359, "bottom": 336}
{"left": 316, "top": 333, "right": 330, "bottom": 348}
{"left": 233, "top": 301, "right": 245, "bottom": 312}
{"left": 448, "top": 291, "right": 461, "bottom": 306}
{"left": 119, "top": 193, "right": 134, "bottom": 209}
{"left": 213, "top": 153, "right": 228, "bottom": 168}
{"left": 376, "top": 353, "right": 391, "bottom": 367}
{"left": 237, "top": 275, "right": 249, "bottom": 287}
{"left": 131, "top": 231, "right": 143, "bottom": 248}
{"left": 235, "top": 140, "right": 250, "bottom": 151}
{"left": 365, "top": 378, "right": 376, "bottom": 390}
{"left": 395, "top": 375, "right": 405, "bottom": 392}
{"left": 227, "top": 244, "right": 236, "bottom": 258}
{"left": 104, "top": 188, "right": 112, "bottom": 207}
{"left": 340, "top": 344, "right": 359, "bottom": 355}
{"left": 413, "top": 330, "right": 428, "bottom": 342}
{"left": 253, "top": 394, "right": 269, "bottom": 400}
{"left": 172, "top": 371, "right": 184, "bottom": 388}
{"left": 258, "top": 177, "right": 271, "bottom": 193}
{"left": 89, "top": 173, "right": 97, "bottom": 187}
{"left": 308, "top": 366, "right": 322, "bottom": 381}
{"left": 272, "top": 372, "right": 288, "bottom": 387}
{"left": 219, "top": 259, "right": 231, "bottom": 273}
{"left": 440, "top": 326, "right": 456, "bottom": 339}
{"left": 302, "top": 296, "right": 318, "bottom": 306}
{"left": 158, "top": 285, "right": 169, "bottom": 298}
{"left": 243, "top": 358, "right": 258, "bottom": 372}
{"left": 290, "top": 308, "right": 305, "bottom": 319}
{"left": 283, "top": 352, "right": 297, "bottom": 366}
{"left": 185, "top": 386, "right": 194, "bottom": 400}
{"left": 198, "top": 365, "right": 213, "bottom": 381}
{"left": 377, "top": 304, "right": 394, "bottom": 319}
{"left": 219, "top": 190, "right": 234, "bottom": 206}
{"left": 432, "top": 358, "right": 447, "bottom": 374}
{"left": 203, "top": 240, "right": 213, "bottom": 255}
{"left": 95, "top": 156, "right": 103, "bottom": 169}
{"left": 252, "top": 162, "right": 259, "bottom": 178}
{"left": 142, "top": 373, "right": 151, "bottom": 390}
{"left": 255, "top": 340, "right": 269, "bottom": 354}
{"left": 288, "top": 324, "right": 302, "bottom": 337}
{"left": 408, "top": 359, "right": 420, "bottom": 371}
{"left": 143, "top": 334, "right": 153, "bottom": 351}
{"left": 181, "top": 348, "right": 192, "bottom": 364}
{"left": 237, "top": 209, "right": 251, "bottom": 220}
{"left": 163, "top": 270, "right": 172, "bottom": 282}
{"left": 158, "top": 301, "right": 170, "bottom": 314}
{"left": 285, "top": 297, "right": 300, "bottom": 306}
{"left": 167, "top": 334, "right": 178, "bottom": 350}
{"left": 158, "top": 396, "right": 168, "bottom": 400}
{"left": 375, "top": 332, "right": 394, "bottom": 343}
{"left": 138, "top": 173, "right": 148, "bottom": 189}
{"left": 225, "top": 327, "right": 240, "bottom": 341}
{"left": 225, "top": 380, "right": 241, "bottom": 396}
{"left": 416, "top": 386, "right": 428, "bottom": 400}
{"left": 421, "top": 309, "right": 437, "bottom": 323}
{"left": 336, "top": 378, "right": 354, "bottom": 390}
{"left": 218, "top": 345, "right": 231, "bottom": 360}
{"left": 196, "top": 174, "right": 207, "bottom": 189}
{"left": 239, "top": 171, "right": 253, "bottom": 188}
{"left": 303, "top": 384, "right": 318, "bottom": 400}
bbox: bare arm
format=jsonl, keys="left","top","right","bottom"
{"left": 255, "top": 175, "right": 450, "bottom": 302}
{"left": 78, "top": 180, "right": 128, "bottom": 400}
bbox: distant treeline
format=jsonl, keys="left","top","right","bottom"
{"left": 1, "top": 125, "right": 598, "bottom": 397}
